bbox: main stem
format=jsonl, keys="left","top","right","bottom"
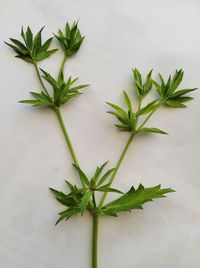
{"left": 33, "top": 62, "right": 96, "bottom": 268}
{"left": 98, "top": 132, "right": 135, "bottom": 209}
{"left": 92, "top": 214, "right": 99, "bottom": 268}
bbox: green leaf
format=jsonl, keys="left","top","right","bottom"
{"left": 92, "top": 161, "right": 108, "bottom": 184}
{"left": 115, "top": 124, "right": 132, "bottom": 132}
{"left": 26, "top": 26, "right": 33, "bottom": 50}
{"left": 73, "top": 164, "right": 90, "bottom": 186}
{"left": 123, "top": 91, "right": 132, "bottom": 113}
{"left": 80, "top": 191, "right": 92, "bottom": 215}
{"left": 102, "top": 184, "right": 174, "bottom": 216}
{"left": 56, "top": 207, "right": 80, "bottom": 225}
{"left": 143, "top": 69, "right": 153, "bottom": 96}
{"left": 170, "top": 88, "right": 197, "bottom": 98}
{"left": 33, "top": 26, "right": 44, "bottom": 57}
{"left": 55, "top": 20, "right": 84, "bottom": 56}
{"left": 136, "top": 100, "right": 159, "bottom": 116}
{"left": 132, "top": 68, "right": 153, "bottom": 98}
{"left": 19, "top": 99, "right": 53, "bottom": 107}
{"left": 9, "top": 38, "right": 28, "bottom": 52}
{"left": 97, "top": 168, "right": 115, "bottom": 187}
{"left": 96, "top": 185, "right": 123, "bottom": 194}
{"left": 6, "top": 26, "right": 57, "bottom": 63}
{"left": 139, "top": 127, "right": 168, "bottom": 135}
{"left": 152, "top": 80, "right": 163, "bottom": 98}
{"left": 165, "top": 100, "right": 186, "bottom": 108}
{"left": 49, "top": 188, "right": 76, "bottom": 207}
{"left": 107, "top": 102, "right": 128, "bottom": 118}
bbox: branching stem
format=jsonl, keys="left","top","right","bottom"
{"left": 54, "top": 107, "right": 79, "bottom": 166}
{"left": 57, "top": 54, "right": 67, "bottom": 81}
{"left": 33, "top": 62, "right": 51, "bottom": 99}
{"left": 98, "top": 132, "right": 135, "bottom": 208}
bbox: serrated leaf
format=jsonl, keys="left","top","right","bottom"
{"left": 102, "top": 184, "right": 174, "bottom": 216}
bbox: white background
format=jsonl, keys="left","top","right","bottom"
{"left": 1, "top": 0, "right": 200, "bottom": 267}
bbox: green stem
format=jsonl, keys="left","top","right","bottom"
{"left": 57, "top": 54, "right": 67, "bottom": 81}
{"left": 33, "top": 61, "right": 79, "bottom": 167}
{"left": 33, "top": 62, "right": 51, "bottom": 99}
{"left": 54, "top": 107, "right": 79, "bottom": 166}
{"left": 92, "top": 214, "right": 99, "bottom": 268}
{"left": 98, "top": 132, "right": 135, "bottom": 209}
{"left": 137, "top": 103, "right": 161, "bottom": 131}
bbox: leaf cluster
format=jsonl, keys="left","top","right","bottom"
{"left": 55, "top": 21, "right": 84, "bottom": 56}
{"left": 108, "top": 69, "right": 196, "bottom": 134}
{"left": 50, "top": 162, "right": 121, "bottom": 224}
{"left": 107, "top": 91, "right": 164, "bottom": 134}
{"left": 19, "top": 70, "right": 88, "bottom": 108}
{"left": 133, "top": 68, "right": 153, "bottom": 99}
{"left": 5, "top": 27, "right": 57, "bottom": 63}
{"left": 153, "top": 69, "right": 197, "bottom": 107}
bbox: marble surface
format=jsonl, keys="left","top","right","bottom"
{"left": 0, "top": 0, "right": 200, "bottom": 267}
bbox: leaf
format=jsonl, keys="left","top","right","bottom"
{"left": 92, "top": 161, "right": 108, "bottom": 184}
{"left": 152, "top": 80, "right": 163, "bottom": 98}
{"left": 55, "top": 20, "right": 84, "bottom": 56}
{"left": 65, "top": 180, "right": 76, "bottom": 192}
{"left": 102, "top": 184, "right": 175, "bottom": 216}
{"left": 168, "top": 69, "right": 184, "bottom": 94}
{"left": 133, "top": 68, "right": 142, "bottom": 85}
{"left": 97, "top": 168, "right": 115, "bottom": 187}
{"left": 136, "top": 100, "right": 159, "bottom": 116}
{"left": 41, "top": 37, "right": 53, "bottom": 51}
{"left": 139, "top": 127, "right": 168, "bottom": 135}
{"left": 19, "top": 99, "right": 53, "bottom": 107}
{"left": 26, "top": 26, "right": 33, "bottom": 50}
{"left": 6, "top": 26, "right": 57, "bottom": 63}
{"left": 73, "top": 164, "right": 90, "bottom": 186}
{"left": 56, "top": 207, "right": 80, "bottom": 225}
{"left": 165, "top": 100, "right": 186, "bottom": 108}
{"left": 33, "top": 26, "right": 44, "bottom": 57}
{"left": 143, "top": 69, "right": 153, "bottom": 96}
{"left": 96, "top": 185, "right": 123, "bottom": 194}
{"left": 9, "top": 38, "right": 28, "bottom": 52}
{"left": 115, "top": 124, "right": 132, "bottom": 132}
{"left": 80, "top": 191, "right": 92, "bottom": 215}
{"left": 49, "top": 188, "right": 76, "bottom": 207}
{"left": 123, "top": 91, "right": 132, "bottom": 113}
{"left": 170, "top": 88, "right": 197, "bottom": 98}
{"left": 107, "top": 102, "right": 128, "bottom": 118}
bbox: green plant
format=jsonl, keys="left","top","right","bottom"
{"left": 6, "top": 21, "right": 197, "bottom": 268}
